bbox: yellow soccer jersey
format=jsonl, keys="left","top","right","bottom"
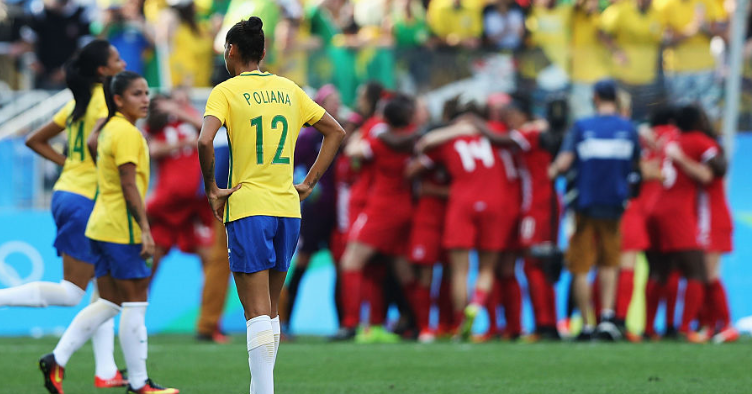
{"left": 655, "top": 0, "right": 725, "bottom": 72}
{"left": 571, "top": 10, "right": 610, "bottom": 84}
{"left": 51, "top": 84, "right": 108, "bottom": 200}
{"left": 204, "top": 70, "right": 325, "bottom": 222}
{"left": 600, "top": 0, "right": 664, "bottom": 85}
{"left": 85, "top": 114, "right": 150, "bottom": 244}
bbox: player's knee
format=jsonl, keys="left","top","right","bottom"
{"left": 59, "top": 280, "right": 86, "bottom": 306}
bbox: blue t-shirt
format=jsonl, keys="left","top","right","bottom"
{"left": 108, "top": 23, "right": 150, "bottom": 75}
{"left": 561, "top": 114, "right": 640, "bottom": 218}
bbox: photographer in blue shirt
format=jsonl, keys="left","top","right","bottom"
{"left": 549, "top": 79, "right": 640, "bottom": 341}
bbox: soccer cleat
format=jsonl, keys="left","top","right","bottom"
{"left": 663, "top": 327, "right": 679, "bottom": 340}
{"left": 329, "top": 327, "right": 357, "bottom": 342}
{"left": 684, "top": 330, "right": 709, "bottom": 344}
{"left": 574, "top": 330, "right": 593, "bottom": 342}
{"left": 459, "top": 304, "right": 480, "bottom": 341}
{"left": 196, "top": 330, "right": 231, "bottom": 344}
{"left": 94, "top": 369, "right": 128, "bottom": 388}
{"left": 126, "top": 378, "right": 179, "bottom": 394}
{"left": 557, "top": 318, "right": 572, "bottom": 339}
{"left": 624, "top": 331, "right": 643, "bottom": 343}
{"left": 596, "top": 320, "right": 622, "bottom": 342}
{"left": 712, "top": 327, "right": 740, "bottom": 344}
{"left": 417, "top": 329, "right": 436, "bottom": 344}
{"left": 39, "top": 353, "right": 65, "bottom": 394}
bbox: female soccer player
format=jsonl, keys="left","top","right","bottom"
{"left": 197, "top": 17, "right": 345, "bottom": 394}
{"left": 9, "top": 39, "right": 128, "bottom": 388}
{"left": 39, "top": 71, "right": 178, "bottom": 394}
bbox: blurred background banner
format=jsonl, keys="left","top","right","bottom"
{"left": 2, "top": 133, "right": 751, "bottom": 337}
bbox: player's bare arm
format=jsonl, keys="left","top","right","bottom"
{"left": 415, "top": 122, "right": 476, "bottom": 153}
{"left": 664, "top": 143, "right": 714, "bottom": 185}
{"left": 405, "top": 155, "right": 432, "bottom": 179}
{"left": 119, "top": 162, "right": 154, "bottom": 259}
{"left": 86, "top": 118, "right": 108, "bottom": 162}
{"left": 707, "top": 151, "right": 728, "bottom": 178}
{"left": 25, "top": 121, "right": 67, "bottom": 166}
{"left": 377, "top": 129, "right": 418, "bottom": 152}
{"left": 198, "top": 115, "right": 241, "bottom": 221}
{"left": 418, "top": 180, "right": 450, "bottom": 199}
{"left": 548, "top": 151, "right": 574, "bottom": 179}
{"left": 297, "top": 112, "right": 346, "bottom": 201}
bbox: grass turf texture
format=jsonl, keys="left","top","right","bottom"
{"left": 1, "top": 336, "right": 750, "bottom": 394}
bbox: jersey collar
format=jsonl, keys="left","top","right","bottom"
{"left": 240, "top": 70, "right": 272, "bottom": 77}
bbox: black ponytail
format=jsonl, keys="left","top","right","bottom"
{"left": 101, "top": 71, "right": 144, "bottom": 129}
{"left": 225, "top": 16, "right": 265, "bottom": 64}
{"left": 65, "top": 40, "right": 112, "bottom": 123}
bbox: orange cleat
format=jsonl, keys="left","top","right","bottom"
{"left": 624, "top": 331, "right": 643, "bottom": 343}
{"left": 712, "top": 326, "right": 740, "bottom": 344}
{"left": 39, "top": 353, "right": 65, "bottom": 394}
{"left": 127, "top": 378, "right": 179, "bottom": 394}
{"left": 95, "top": 369, "right": 128, "bottom": 388}
{"left": 685, "top": 331, "right": 709, "bottom": 344}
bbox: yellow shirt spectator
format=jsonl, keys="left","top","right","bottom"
{"left": 86, "top": 114, "right": 151, "bottom": 244}
{"left": 427, "top": 0, "right": 484, "bottom": 43}
{"left": 600, "top": 0, "right": 664, "bottom": 85}
{"left": 204, "top": 71, "right": 325, "bottom": 222}
{"left": 51, "top": 85, "right": 108, "bottom": 200}
{"left": 525, "top": 3, "right": 573, "bottom": 75}
{"left": 169, "top": 20, "right": 215, "bottom": 87}
{"left": 571, "top": 8, "right": 610, "bottom": 83}
{"left": 655, "top": 0, "right": 725, "bottom": 72}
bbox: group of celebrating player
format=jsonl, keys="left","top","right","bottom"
{"left": 288, "top": 78, "right": 737, "bottom": 345}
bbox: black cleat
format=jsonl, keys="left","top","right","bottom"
{"left": 575, "top": 330, "right": 594, "bottom": 342}
{"left": 126, "top": 378, "right": 179, "bottom": 393}
{"left": 596, "top": 320, "right": 622, "bottom": 341}
{"left": 329, "top": 327, "right": 357, "bottom": 341}
{"left": 39, "top": 353, "right": 65, "bottom": 394}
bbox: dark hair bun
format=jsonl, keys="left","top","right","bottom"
{"left": 245, "top": 17, "right": 263, "bottom": 34}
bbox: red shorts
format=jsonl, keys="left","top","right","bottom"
{"left": 650, "top": 207, "right": 701, "bottom": 252}
{"left": 409, "top": 221, "right": 443, "bottom": 265}
{"left": 351, "top": 206, "right": 412, "bottom": 256}
{"left": 620, "top": 201, "right": 650, "bottom": 252}
{"left": 443, "top": 200, "right": 510, "bottom": 251}
{"left": 705, "top": 227, "right": 732, "bottom": 253}
{"left": 519, "top": 209, "right": 556, "bottom": 248}
{"left": 149, "top": 199, "right": 215, "bottom": 253}
{"left": 329, "top": 230, "right": 347, "bottom": 263}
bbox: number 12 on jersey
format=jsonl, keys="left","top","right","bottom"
{"left": 251, "top": 115, "right": 290, "bottom": 165}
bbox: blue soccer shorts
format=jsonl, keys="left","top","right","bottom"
{"left": 51, "top": 191, "right": 97, "bottom": 264}
{"left": 90, "top": 240, "right": 152, "bottom": 280}
{"left": 226, "top": 216, "right": 301, "bottom": 274}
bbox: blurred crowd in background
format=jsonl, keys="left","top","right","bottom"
{"left": 1, "top": 0, "right": 752, "bottom": 125}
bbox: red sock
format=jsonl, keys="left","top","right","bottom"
{"left": 664, "top": 271, "right": 680, "bottom": 329}
{"left": 438, "top": 275, "right": 453, "bottom": 333}
{"left": 615, "top": 269, "right": 634, "bottom": 321}
{"left": 699, "top": 284, "right": 714, "bottom": 329}
{"left": 366, "top": 265, "right": 387, "bottom": 326}
{"left": 501, "top": 276, "right": 522, "bottom": 336}
{"left": 524, "top": 259, "right": 555, "bottom": 328}
{"left": 485, "top": 279, "right": 502, "bottom": 335}
{"left": 412, "top": 283, "right": 431, "bottom": 332}
{"left": 592, "top": 273, "right": 601, "bottom": 323}
{"left": 680, "top": 279, "right": 705, "bottom": 333}
{"left": 341, "top": 270, "right": 363, "bottom": 329}
{"left": 710, "top": 280, "right": 731, "bottom": 328}
{"left": 644, "top": 278, "right": 659, "bottom": 337}
{"left": 470, "top": 288, "right": 489, "bottom": 306}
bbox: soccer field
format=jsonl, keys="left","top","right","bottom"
{"left": 2, "top": 336, "right": 750, "bottom": 394}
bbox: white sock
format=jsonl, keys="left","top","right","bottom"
{"left": 270, "top": 316, "right": 280, "bottom": 369}
{"left": 53, "top": 299, "right": 121, "bottom": 367}
{"left": 247, "top": 315, "right": 275, "bottom": 394}
{"left": 90, "top": 283, "right": 118, "bottom": 379}
{"left": 601, "top": 309, "right": 615, "bottom": 322}
{"left": 120, "top": 302, "right": 149, "bottom": 390}
{"left": 0, "top": 280, "right": 85, "bottom": 307}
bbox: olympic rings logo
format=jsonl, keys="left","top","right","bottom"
{"left": 0, "top": 241, "right": 45, "bottom": 287}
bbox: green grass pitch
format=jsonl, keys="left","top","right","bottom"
{"left": 1, "top": 335, "right": 750, "bottom": 394}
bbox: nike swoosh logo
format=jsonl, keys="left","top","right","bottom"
{"left": 54, "top": 368, "right": 62, "bottom": 383}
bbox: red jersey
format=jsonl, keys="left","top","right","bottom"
{"left": 424, "top": 135, "right": 506, "bottom": 207}
{"left": 334, "top": 154, "right": 355, "bottom": 233}
{"left": 413, "top": 168, "right": 450, "bottom": 229}
{"left": 488, "top": 121, "right": 522, "bottom": 212}
{"left": 510, "top": 128, "right": 553, "bottom": 214}
{"left": 348, "top": 117, "right": 385, "bottom": 221}
{"left": 659, "top": 131, "right": 718, "bottom": 214}
{"left": 705, "top": 144, "right": 732, "bottom": 232}
{"left": 362, "top": 131, "right": 414, "bottom": 208}
{"left": 639, "top": 124, "right": 679, "bottom": 214}
{"left": 147, "top": 121, "right": 202, "bottom": 202}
